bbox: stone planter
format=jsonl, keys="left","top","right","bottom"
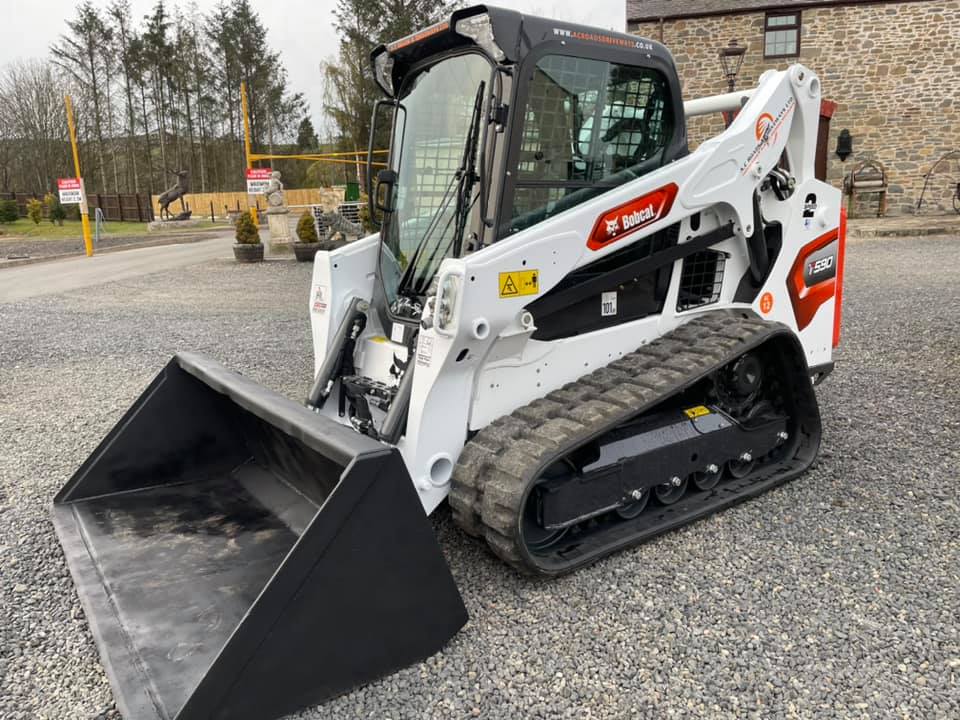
{"left": 233, "top": 243, "right": 264, "bottom": 263}
{"left": 293, "top": 242, "right": 321, "bottom": 262}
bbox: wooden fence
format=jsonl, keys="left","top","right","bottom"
{"left": 0, "top": 186, "right": 346, "bottom": 223}
{"left": 0, "top": 191, "right": 154, "bottom": 222}
{"left": 90, "top": 193, "right": 154, "bottom": 221}
{"left": 154, "top": 187, "right": 346, "bottom": 219}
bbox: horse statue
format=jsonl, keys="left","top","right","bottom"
{"left": 158, "top": 169, "right": 191, "bottom": 220}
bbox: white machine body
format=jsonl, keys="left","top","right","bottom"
{"left": 309, "top": 66, "right": 842, "bottom": 514}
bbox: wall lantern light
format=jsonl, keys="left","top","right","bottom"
{"left": 836, "top": 129, "right": 853, "bottom": 161}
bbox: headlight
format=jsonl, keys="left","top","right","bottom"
{"left": 435, "top": 273, "right": 461, "bottom": 334}
{"left": 455, "top": 13, "right": 505, "bottom": 62}
{"left": 374, "top": 51, "right": 395, "bottom": 96}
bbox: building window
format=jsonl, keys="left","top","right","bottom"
{"left": 764, "top": 12, "right": 801, "bottom": 58}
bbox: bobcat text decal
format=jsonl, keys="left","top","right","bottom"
{"left": 587, "top": 183, "right": 678, "bottom": 251}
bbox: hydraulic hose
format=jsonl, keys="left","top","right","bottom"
{"left": 306, "top": 297, "right": 368, "bottom": 409}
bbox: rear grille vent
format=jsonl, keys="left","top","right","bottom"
{"left": 677, "top": 250, "right": 725, "bottom": 311}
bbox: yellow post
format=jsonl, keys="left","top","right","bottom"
{"left": 65, "top": 94, "right": 94, "bottom": 257}
{"left": 240, "top": 81, "right": 258, "bottom": 225}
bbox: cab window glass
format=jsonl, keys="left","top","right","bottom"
{"left": 506, "top": 54, "right": 673, "bottom": 237}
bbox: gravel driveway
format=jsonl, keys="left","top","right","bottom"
{"left": 1, "top": 236, "right": 958, "bottom": 719}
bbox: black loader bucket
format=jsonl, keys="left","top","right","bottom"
{"left": 52, "top": 353, "right": 467, "bottom": 720}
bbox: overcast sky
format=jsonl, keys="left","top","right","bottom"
{"left": 1, "top": 0, "right": 626, "bottom": 135}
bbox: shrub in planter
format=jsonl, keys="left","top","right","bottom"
{"left": 0, "top": 199, "right": 19, "bottom": 223}
{"left": 293, "top": 210, "right": 320, "bottom": 262}
{"left": 44, "top": 193, "right": 66, "bottom": 226}
{"left": 295, "top": 210, "right": 318, "bottom": 243}
{"left": 235, "top": 210, "right": 260, "bottom": 243}
{"left": 27, "top": 198, "right": 43, "bottom": 224}
{"left": 233, "top": 210, "right": 263, "bottom": 263}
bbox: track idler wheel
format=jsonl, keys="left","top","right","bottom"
{"left": 523, "top": 519, "right": 568, "bottom": 551}
{"left": 522, "top": 460, "right": 573, "bottom": 550}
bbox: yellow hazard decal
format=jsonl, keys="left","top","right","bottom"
{"left": 684, "top": 405, "right": 711, "bottom": 419}
{"left": 499, "top": 270, "right": 539, "bottom": 298}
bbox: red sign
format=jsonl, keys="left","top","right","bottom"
{"left": 57, "top": 177, "right": 83, "bottom": 204}
{"left": 587, "top": 183, "right": 678, "bottom": 251}
{"left": 246, "top": 168, "right": 272, "bottom": 194}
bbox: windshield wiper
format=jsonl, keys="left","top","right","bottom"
{"left": 452, "top": 81, "right": 485, "bottom": 258}
{"left": 402, "top": 80, "right": 486, "bottom": 297}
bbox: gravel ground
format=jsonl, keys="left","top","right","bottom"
{"left": 1, "top": 236, "right": 959, "bottom": 719}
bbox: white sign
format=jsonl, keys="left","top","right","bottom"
{"left": 246, "top": 168, "right": 272, "bottom": 195}
{"left": 57, "top": 177, "right": 83, "bottom": 205}
{"left": 601, "top": 291, "right": 618, "bottom": 317}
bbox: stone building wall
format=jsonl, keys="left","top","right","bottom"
{"left": 632, "top": 1, "right": 960, "bottom": 214}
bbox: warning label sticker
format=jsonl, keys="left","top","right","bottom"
{"left": 499, "top": 270, "right": 539, "bottom": 298}
{"left": 416, "top": 334, "right": 434, "bottom": 367}
{"left": 311, "top": 284, "right": 328, "bottom": 313}
{"left": 683, "top": 405, "right": 711, "bottom": 419}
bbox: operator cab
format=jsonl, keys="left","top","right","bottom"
{"left": 368, "top": 5, "right": 687, "bottom": 325}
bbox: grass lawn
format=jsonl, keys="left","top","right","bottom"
{"left": 0, "top": 217, "right": 219, "bottom": 240}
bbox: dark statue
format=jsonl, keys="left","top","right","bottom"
{"left": 158, "top": 169, "right": 191, "bottom": 220}
{"left": 317, "top": 210, "right": 363, "bottom": 240}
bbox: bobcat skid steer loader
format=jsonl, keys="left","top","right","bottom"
{"left": 52, "top": 6, "right": 845, "bottom": 720}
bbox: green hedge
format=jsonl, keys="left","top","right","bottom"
{"left": 0, "top": 199, "right": 19, "bottom": 223}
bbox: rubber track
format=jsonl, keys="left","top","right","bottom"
{"left": 449, "top": 310, "right": 810, "bottom": 575}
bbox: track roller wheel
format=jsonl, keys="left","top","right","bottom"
{"left": 615, "top": 489, "right": 650, "bottom": 519}
{"left": 654, "top": 476, "right": 687, "bottom": 505}
{"left": 691, "top": 465, "right": 721, "bottom": 491}
{"left": 727, "top": 455, "right": 756, "bottom": 479}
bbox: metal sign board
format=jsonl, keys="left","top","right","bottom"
{"left": 246, "top": 168, "right": 272, "bottom": 195}
{"left": 58, "top": 177, "right": 83, "bottom": 205}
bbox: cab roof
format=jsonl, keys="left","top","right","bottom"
{"left": 371, "top": 4, "right": 674, "bottom": 96}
